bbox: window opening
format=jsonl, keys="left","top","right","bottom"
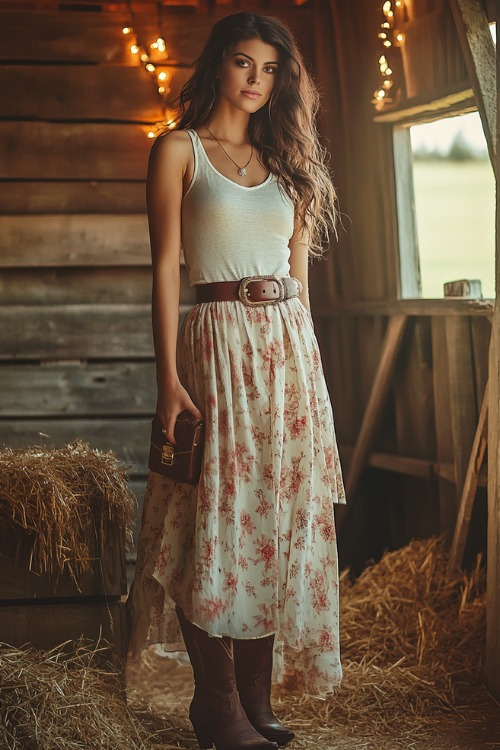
{"left": 408, "top": 111, "right": 495, "bottom": 299}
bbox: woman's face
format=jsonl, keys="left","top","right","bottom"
{"left": 217, "top": 37, "right": 280, "bottom": 114}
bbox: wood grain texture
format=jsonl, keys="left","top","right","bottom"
{"left": 0, "top": 181, "right": 146, "bottom": 215}
{"left": 0, "top": 601, "right": 128, "bottom": 659}
{"left": 0, "top": 303, "right": 155, "bottom": 359}
{"left": 448, "top": 0, "right": 497, "bottom": 172}
{"left": 448, "top": 384, "right": 488, "bottom": 573}
{"left": 0, "top": 10, "right": 130, "bottom": 62}
{"left": 0, "top": 521, "right": 126, "bottom": 599}
{"left": 0, "top": 123, "right": 151, "bottom": 180}
{"left": 445, "top": 316, "right": 479, "bottom": 500}
{"left": 0, "top": 65, "right": 189, "bottom": 121}
{"left": 432, "top": 317, "right": 458, "bottom": 535}
{"left": 0, "top": 362, "right": 156, "bottom": 417}
{"left": 0, "top": 214, "right": 150, "bottom": 267}
{"left": 0, "top": 266, "right": 194, "bottom": 305}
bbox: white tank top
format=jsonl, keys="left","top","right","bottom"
{"left": 181, "top": 129, "right": 295, "bottom": 286}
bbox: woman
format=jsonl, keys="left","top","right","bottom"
{"left": 128, "top": 11, "right": 346, "bottom": 750}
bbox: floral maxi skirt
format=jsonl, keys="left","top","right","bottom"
{"left": 128, "top": 297, "right": 346, "bottom": 698}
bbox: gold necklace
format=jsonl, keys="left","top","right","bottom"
{"left": 206, "top": 127, "right": 253, "bottom": 177}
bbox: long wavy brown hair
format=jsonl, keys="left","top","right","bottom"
{"left": 174, "top": 12, "right": 338, "bottom": 257}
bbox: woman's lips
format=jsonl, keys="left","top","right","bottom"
{"left": 242, "top": 91, "right": 262, "bottom": 99}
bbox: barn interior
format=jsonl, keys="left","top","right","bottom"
{"left": 0, "top": 0, "right": 499, "bottom": 747}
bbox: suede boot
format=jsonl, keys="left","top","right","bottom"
{"left": 176, "top": 606, "right": 279, "bottom": 750}
{"left": 233, "top": 636, "right": 295, "bottom": 746}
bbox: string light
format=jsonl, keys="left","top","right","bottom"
{"left": 122, "top": 1, "right": 176, "bottom": 137}
{"left": 372, "top": 0, "right": 407, "bottom": 109}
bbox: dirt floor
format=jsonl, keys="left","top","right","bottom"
{"left": 126, "top": 650, "right": 500, "bottom": 750}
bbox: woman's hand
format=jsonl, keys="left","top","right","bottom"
{"left": 156, "top": 379, "right": 203, "bottom": 445}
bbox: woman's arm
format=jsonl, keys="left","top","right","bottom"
{"left": 147, "top": 131, "right": 202, "bottom": 444}
{"left": 288, "top": 213, "right": 311, "bottom": 313}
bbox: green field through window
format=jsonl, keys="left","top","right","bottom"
{"left": 409, "top": 113, "right": 495, "bottom": 300}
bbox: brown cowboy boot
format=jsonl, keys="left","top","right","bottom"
{"left": 176, "top": 606, "right": 279, "bottom": 750}
{"left": 233, "top": 636, "right": 295, "bottom": 746}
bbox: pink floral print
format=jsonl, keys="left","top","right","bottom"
{"left": 128, "top": 296, "right": 346, "bottom": 697}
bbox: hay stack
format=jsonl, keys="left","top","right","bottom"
{"left": 0, "top": 441, "right": 135, "bottom": 582}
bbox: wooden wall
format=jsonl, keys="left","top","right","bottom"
{"left": 310, "top": 0, "right": 494, "bottom": 572}
{"left": 0, "top": 0, "right": 314, "bottom": 555}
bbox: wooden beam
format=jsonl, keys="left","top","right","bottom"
{"left": 344, "top": 314, "right": 408, "bottom": 500}
{"left": 314, "top": 298, "right": 494, "bottom": 318}
{"left": 485, "top": 5, "right": 500, "bottom": 700}
{"left": 373, "top": 84, "right": 475, "bottom": 124}
{"left": 448, "top": 383, "right": 488, "bottom": 573}
{"left": 0, "top": 181, "right": 146, "bottom": 215}
{"left": 448, "top": 0, "right": 497, "bottom": 174}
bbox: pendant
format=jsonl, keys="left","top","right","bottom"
{"left": 238, "top": 167, "right": 247, "bottom": 176}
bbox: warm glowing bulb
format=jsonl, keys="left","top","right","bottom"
{"left": 383, "top": 40, "right": 392, "bottom": 47}
{"left": 147, "top": 130, "right": 156, "bottom": 139}
{"left": 396, "top": 32, "right": 405, "bottom": 43}
{"left": 381, "top": 22, "right": 391, "bottom": 28}
{"left": 122, "top": 26, "right": 132, "bottom": 35}
{"left": 146, "top": 63, "right": 156, "bottom": 72}
{"left": 386, "top": 67, "right": 393, "bottom": 75}
{"left": 158, "top": 71, "right": 168, "bottom": 81}
{"left": 383, "top": 79, "right": 393, "bottom": 89}
{"left": 383, "top": 1, "right": 392, "bottom": 13}
{"left": 157, "top": 38, "right": 166, "bottom": 53}
{"left": 376, "top": 89, "right": 386, "bottom": 100}
{"left": 395, "top": 0, "right": 402, "bottom": 6}
{"left": 158, "top": 86, "right": 166, "bottom": 94}
{"left": 140, "top": 54, "right": 149, "bottom": 62}
{"left": 379, "top": 55, "right": 387, "bottom": 63}
{"left": 378, "top": 32, "right": 387, "bottom": 39}
{"left": 130, "top": 44, "right": 139, "bottom": 54}
{"left": 150, "top": 42, "right": 158, "bottom": 49}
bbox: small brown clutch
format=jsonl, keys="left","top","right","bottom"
{"left": 148, "top": 410, "right": 205, "bottom": 485}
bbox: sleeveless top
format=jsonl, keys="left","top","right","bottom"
{"left": 181, "top": 129, "right": 295, "bottom": 286}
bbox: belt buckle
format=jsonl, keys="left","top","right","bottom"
{"left": 238, "top": 276, "right": 285, "bottom": 307}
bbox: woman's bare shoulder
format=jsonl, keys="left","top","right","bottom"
{"left": 150, "top": 129, "right": 193, "bottom": 164}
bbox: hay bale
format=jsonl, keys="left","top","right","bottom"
{"left": 0, "top": 441, "right": 135, "bottom": 583}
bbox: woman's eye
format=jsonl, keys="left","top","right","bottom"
{"left": 236, "top": 59, "right": 250, "bottom": 67}
{"left": 264, "top": 66, "right": 277, "bottom": 74}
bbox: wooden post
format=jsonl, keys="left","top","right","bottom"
{"left": 484, "top": 0, "right": 500, "bottom": 701}
{"left": 448, "top": 0, "right": 497, "bottom": 175}
{"left": 448, "top": 384, "right": 488, "bottom": 573}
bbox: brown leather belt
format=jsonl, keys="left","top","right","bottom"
{"left": 195, "top": 275, "right": 302, "bottom": 306}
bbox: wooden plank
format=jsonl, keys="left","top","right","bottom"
{"left": 0, "top": 362, "right": 156, "bottom": 417}
{"left": 0, "top": 418, "right": 151, "bottom": 476}
{"left": 315, "top": 298, "right": 494, "bottom": 318}
{"left": 0, "top": 520, "right": 126, "bottom": 599}
{"left": 344, "top": 314, "right": 408, "bottom": 501}
{"left": 394, "top": 317, "right": 440, "bottom": 541}
{"left": 485, "top": 17, "right": 500, "bottom": 700}
{"left": 0, "top": 267, "right": 194, "bottom": 305}
{"left": 445, "top": 316, "right": 479, "bottom": 500}
{"left": 0, "top": 304, "right": 154, "bottom": 360}
{"left": 0, "top": 601, "right": 128, "bottom": 659}
{"left": 0, "top": 65, "right": 190, "bottom": 121}
{"left": 0, "top": 123, "right": 151, "bottom": 180}
{"left": 0, "top": 181, "right": 146, "bottom": 215}
{"left": 448, "top": 0, "right": 497, "bottom": 174}
{"left": 393, "top": 126, "right": 421, "bottom": 297}
{"left": 448, "top": 384, "right": 489, "bottom": 573}
{"left": 373, "top": 85, "right": 475, "bottom": 124}
{"left": 471, "top": 315, "right": 492, "bottom": 413}
{"left": 0, "top": 11, "right": 131, "bottom": 63}
{"left": 432, "top": 317, "right": 458, "bottom": 535}
{"left": 0, "top": 215, "right": 150, "bottom": 267}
